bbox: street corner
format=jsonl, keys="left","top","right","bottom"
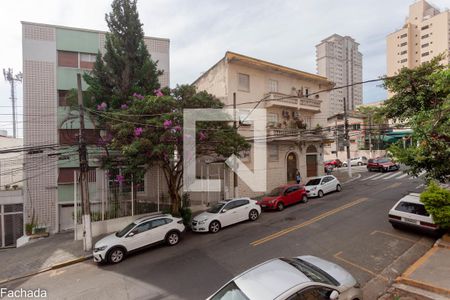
{"left": 395, "top": 244, "right": 450, "bottom": 299}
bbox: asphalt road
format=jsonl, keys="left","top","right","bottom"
{"left": 3, "top": 168, "right": 436, "bottom": 300}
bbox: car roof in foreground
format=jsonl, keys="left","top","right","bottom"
{"left": 234, "top": 258, "right": 310, "bottom": 300}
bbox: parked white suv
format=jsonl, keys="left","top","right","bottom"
{"left": 192, "top": 198, "right": 261, "bottom": 233}
{"left": 93, "top": 214, "right": 185, "bottom": 264}
{"left": 342, "top": 156, "right": 368, "bottom": 167}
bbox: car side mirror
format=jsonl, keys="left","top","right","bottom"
{"left": 329, "top": 290, "right": 339, "bottom": 300}
{"left": 127, "top": 232, "right": 135, "bottom": 238}
{"left": 221, "top": 209, "right": 227, "bottom": 213}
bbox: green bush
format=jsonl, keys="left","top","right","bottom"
{"left": 420, "top": 181, "right": 450, "bottom": 229}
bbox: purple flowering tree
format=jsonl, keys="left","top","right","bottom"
{"left": 107, "top": 85, "right": 250, "bottom": 214}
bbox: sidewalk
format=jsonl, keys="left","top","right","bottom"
{"left": 380, "top": 236, "right": 450, "bottom": 300}
{"left": 0, "top": 231, "right": 99, "bottom": 285}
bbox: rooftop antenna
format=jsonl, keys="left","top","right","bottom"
{"left": 3, "top": 68, "right": 22, "bottom": 138}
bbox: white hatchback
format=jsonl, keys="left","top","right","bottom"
{"left": 388, "top": 193, "right": 441, "bottom": 235}
{"left": 93, "top": 214, "right": 185, "bottom": 264}
{"left": 305, "top": 175, "right": 342, "bottom": 198}
{"left": 191, "top": 198, "right": 261, "bottom": 233}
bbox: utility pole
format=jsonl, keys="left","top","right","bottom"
{"left": 368, "top": 113, "right": 372, "bottom": 159}
{"left": 233, "top": 92, "right": 238, "bottom": 198}
{"left": 3, "top": 68, "right": 22, "bottom": 138}
{"left": 77, "top": 73, "right": 92, "bottom": 251}
{"left": 343, "top": 97, "right": 352, "bottom": 177}
{"left": 334, "top": 118, "right": 338, "bottom": 158}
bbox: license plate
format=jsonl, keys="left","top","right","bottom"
{"left": 403, "top": 217, "right": 418, "bottom": 224}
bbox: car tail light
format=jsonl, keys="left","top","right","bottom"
{"left": 388, "top": 214, "right": 401, "bottom": 220}
{"left": 420, "top": 221, "right": 437, "bottom": 228}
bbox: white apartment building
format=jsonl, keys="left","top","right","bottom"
{"left": 316, "top": 34, "right": 363, "bottom": 116}
{"left": 387, "top": 0, "right": 450, "bottom": 77}
{"left": 22, "top": 22, "right": 170, "bottom": 233}
{"left": 194, "top": 52, "right": 334, "bottom": 198}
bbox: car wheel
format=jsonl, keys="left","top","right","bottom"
{"left": 336, "top": 184, "right": 342, "bottom": 192}
{"left": 108, "top": 247, "right": 125, "bottom": 264}
{"left": 249, "top": 209, "right": 259, "bottom": 221}
{"left": 358, "top": 162, "right": 362, "bottom": 166}
{"left": 379, "top": 167, "right": 384, "bottom": 172}
{"left": 165, "top": 231, "right": 180, "bottom": 246}
{"left": 301, "top": 195, "right": 308, "bottom": 203}
{"left": 318, "top": 190, "right": 324, "bottom": 198}
{"left": 209, "top": 221, "right": 221, "bottom": 233}
{"left": 277, "top": 202, "right": 284, "bottom": 211}
{"left": 368, "top": 168, "right": 372, "bottom": 172}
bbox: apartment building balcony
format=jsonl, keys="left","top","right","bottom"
{"left": 266, "top": 127, "right": 334, "bottom": 143}
{"left": 264, "top": 92, "right": 322, "bottom": 112}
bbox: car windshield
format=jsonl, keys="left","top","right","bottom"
{"left": 306, "top": 179, "right": 321, "bottom": 186}
{"left": 377, "top": 158, "right": 390, "bottom": 163}
{"left": 207, "top": 202, "right": 225, "bottom": 213}
{"left": 116, "top": 222, "right": 136, "bottom": 237}
{"left": 281, "top": 258, "right": 339, "bottom": 286}
{"left": 267, "top": 187, "right": 282, "bottom": 197}
{"left": 210, "top": 281, "right": 249, "bottom": 300}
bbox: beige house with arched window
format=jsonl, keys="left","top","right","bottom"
{"left": 193, "top": 52, "right": 335, "bottom": 198}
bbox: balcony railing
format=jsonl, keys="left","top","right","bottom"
{"left": 266, "top": 127, "right": 334, "bottom": 142}
{"left": 264, "top": 92, "right": 322, "bottom": 111}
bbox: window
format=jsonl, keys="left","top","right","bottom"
{"left": 132, "top": 221, "right": 152, "bottom": 234}
{"left": 164, "top": 218, "right": 173, "bottom": 224}
{"left": 421, "top": 43, "right": 429, "bottom": 48}
{"left": 395, "top": 201, "right": 429, "bottom": 216}
{"left": 238, "top": 73, "right": 250, "bottom": 92}
{"left": 58, "top": 51, "right": 78, "bottom": 68}
{"left": 235, "top": 199, "right": 250, "bottom": 207}
{"left": 400, "top": 50, "right": 407, "bottom": 55}
{"left": 150, "top": 219, "right": 166, "bottom": 228}
{"left": 400, "top": 33, "right": 407, "bottom": 38}
{"left": 280, "top": 258, "right": 339, "bottom": 285}
{"left": 268, "top": 144, "right": 279, "bottom": 161}
{"left": 400, "top": 58, "right": 407, "bottom": 63}
{"left": 268, "top": 79, "right": 278, "bottom": 92}
{"left": 58, "top": 90, "right": 69, "bottom": 106}
{"left": 267, "top": 113, "right": 278, "bottom": 126}
{"left": 422, "top": 52, "right": 430, "bottom": 57}
{"left": 421, "top": 34, "right": 429, "bottom": 39}
{"left": 305, "top": 88, "right": 309, "bottom": 97}
{"left": 223, "top": 201, "right": 237, "bottom": 211}
{"left": 287, "top": 287, "right": 334, "bottom": 300}
{"left": 421, "top": 25, "right": 429, "bottom": 30}
{"left": 80, "top": 53, "right": 96, "bottom": 69}
{"left": 209, "top": 281, "right": 249, "bottom": 300}
{"left": 400, "top": 42, "right": 407, "bottom": 47}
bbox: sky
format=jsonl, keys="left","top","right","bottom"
{"left": 0, "top": 0, "right": 449, "bottom": 137}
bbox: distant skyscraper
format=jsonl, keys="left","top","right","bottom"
{"left": 316, "top": 34, "right": 363, "bottom": 116}
{"left": 386, "top": 0, "right": 450, "bottom": 78}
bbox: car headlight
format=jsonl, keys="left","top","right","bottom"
{"left": 198, "top": 219, "right": 208, "bottom": 225}
{"left": 269, "top": 199, "right": 277, "bottom": 204}
{"left": 94, "top": 245, "right": 107, "bottom": 252}
{"left": 311, "top": 187, "right": 317, "bottom": 191}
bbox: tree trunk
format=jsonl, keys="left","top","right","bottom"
{"left": 162, "top": 167, "right": 182, "bottom": 216}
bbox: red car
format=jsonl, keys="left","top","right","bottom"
{"left": 324, "top": 159, "right": 343, "bottom": 168}
{"left": 367, "top": 158, "right": 400, "bottom": 172}
{"left": 257, "top": 184, "right": 308, "bottom": 211}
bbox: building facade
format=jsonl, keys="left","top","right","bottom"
{"left": 194, "top": 52, "right": 334, "bottom": 198}
{"left": 22, "top": 21, "right": 170, "bottom": 233}
{"left": 316, "top": 34, "right": 363, "bottom": 116}
{"left": 0, "top": 132, "right": 24, "bottom": 247}
{"left": 387, "top": 0, "right": 450, "bottom": 77}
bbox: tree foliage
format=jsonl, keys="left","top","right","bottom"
{"left": 382, "top": 55, "right": 450, "bottom": 181}
{"left": 83, "top": 0, "right": 162, "bottom": 109}
{"left": 102, "top": 85, "right": 250, "bottom": 213}
{"left": 420, "top": 181, "right": 450, "bottom": 229}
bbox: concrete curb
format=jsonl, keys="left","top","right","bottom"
{"left": 395, "top": 245, "right": 450, "bottom": 297}
{"left": 343, "top": 173, "right": 362, "bottom": 184}
{"left": 0, "top": 254, "right": 92, "bottom": 286}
